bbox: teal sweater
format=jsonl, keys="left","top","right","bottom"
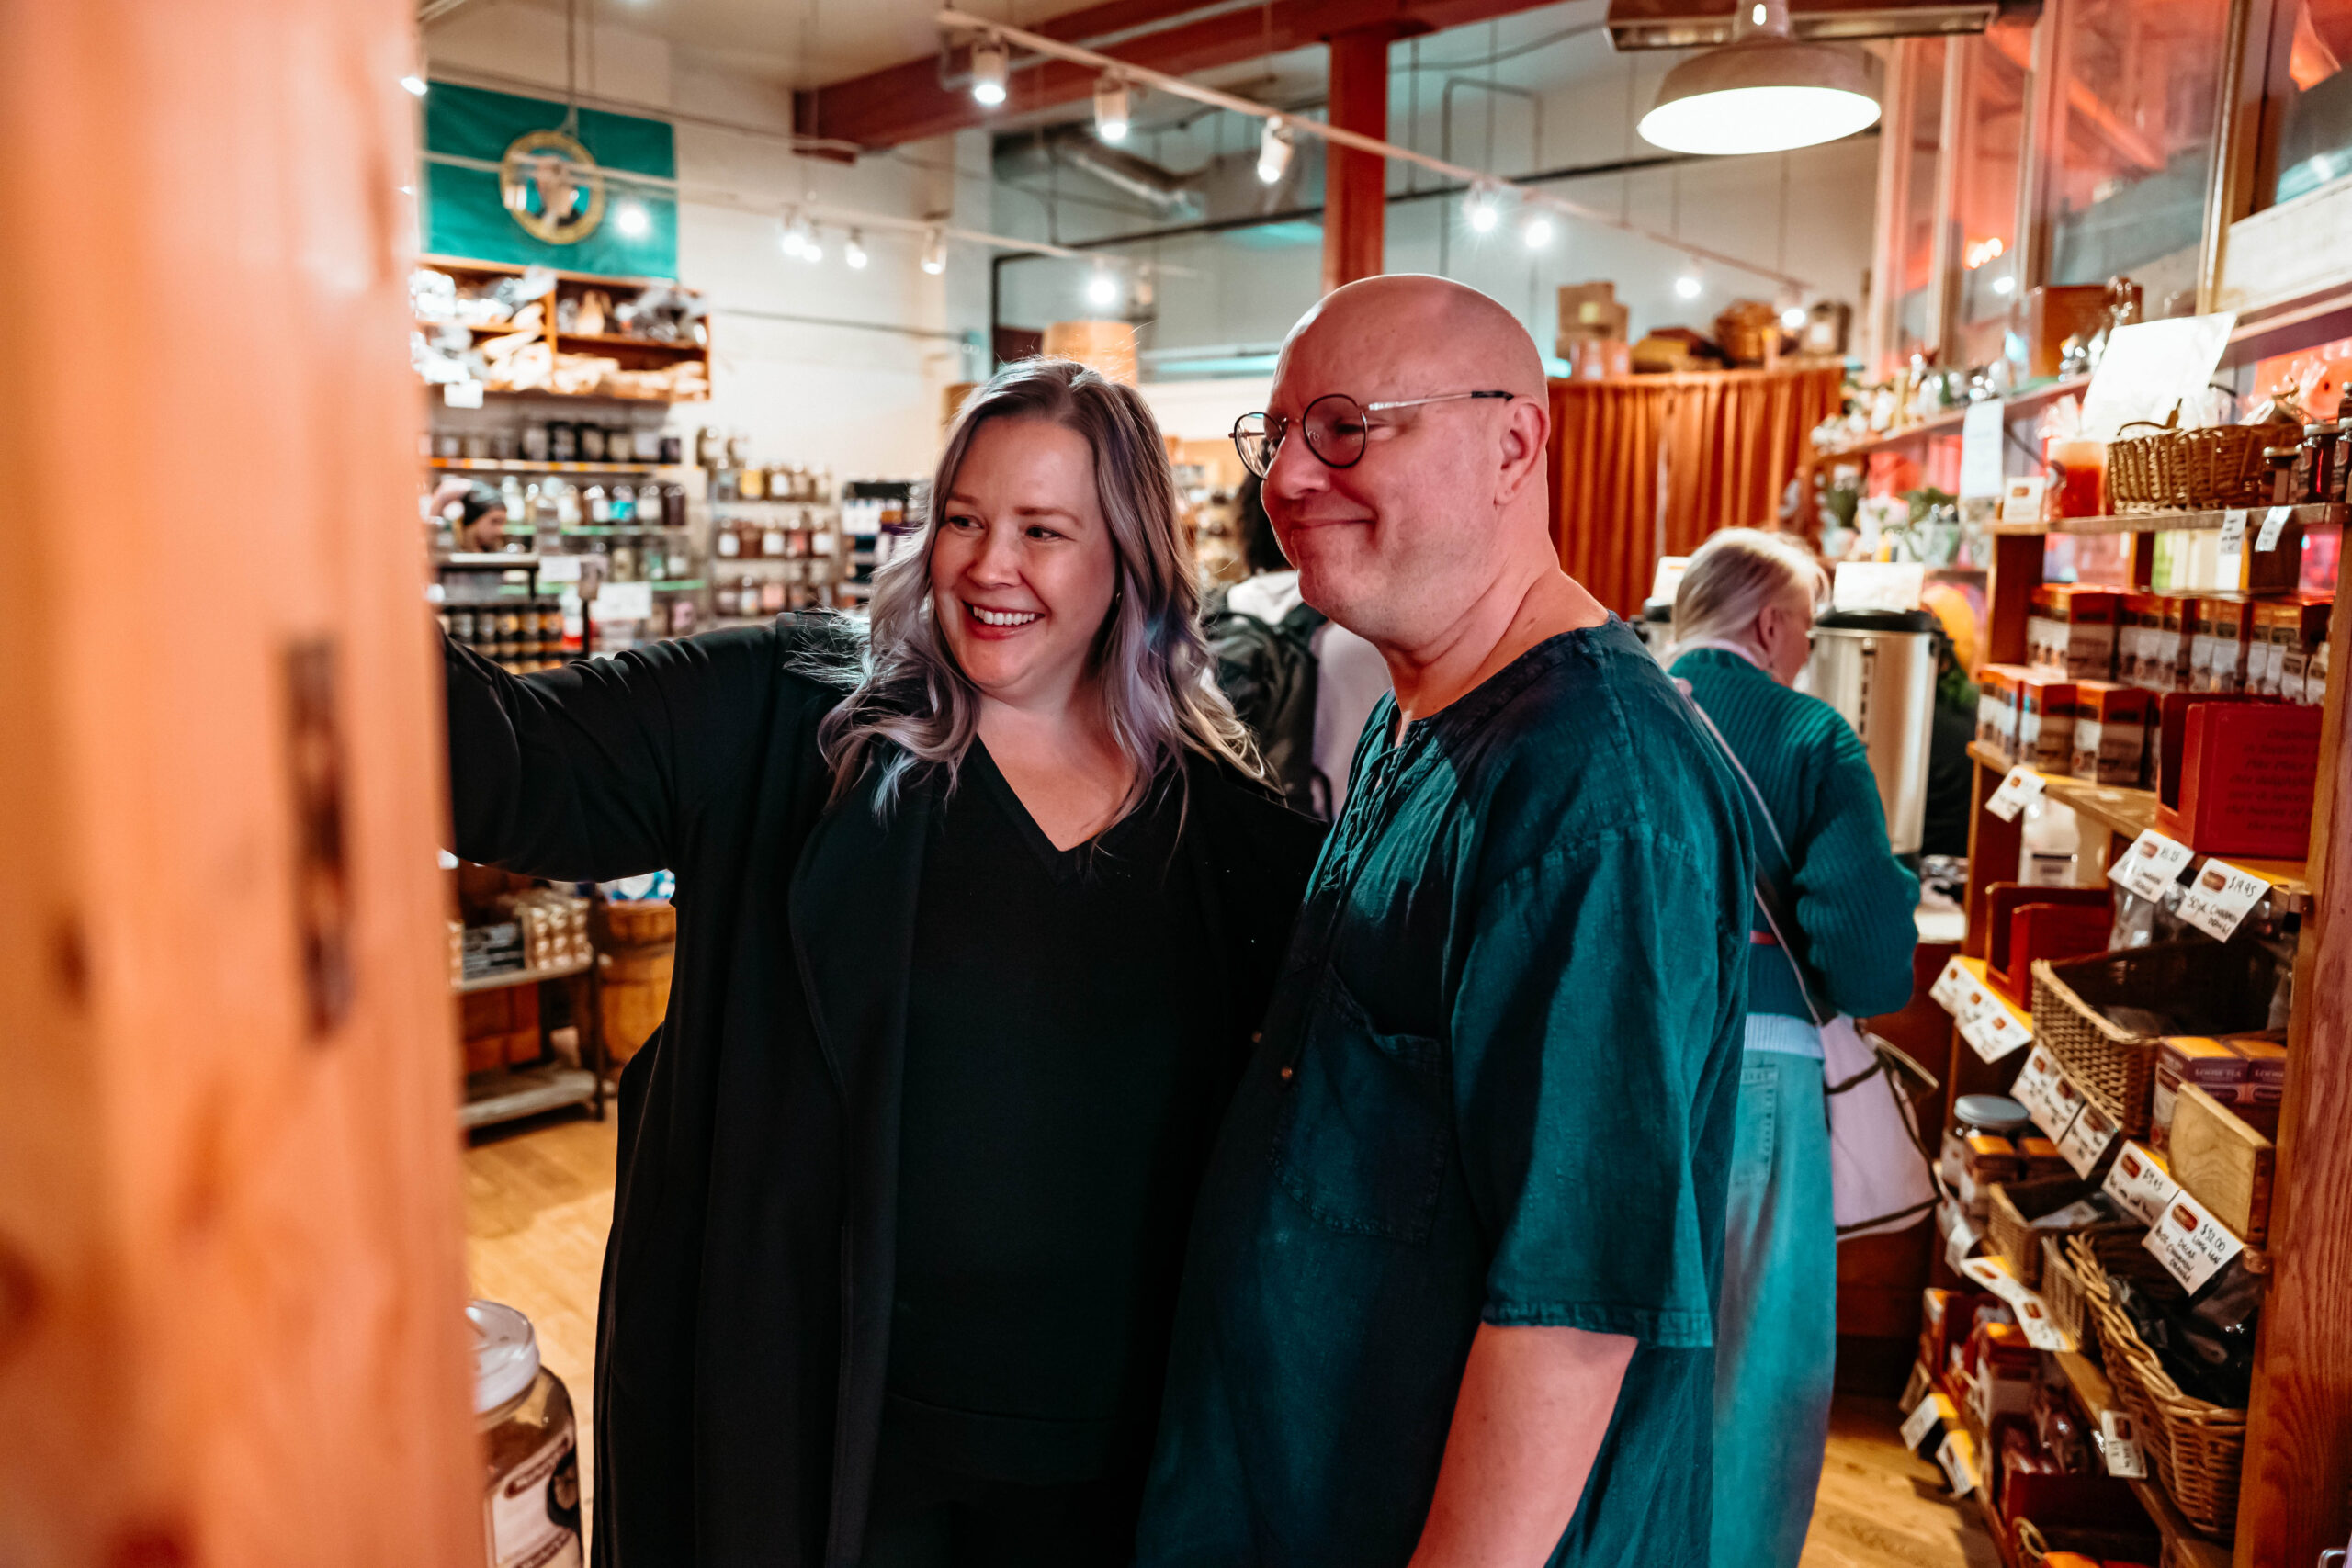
{"left": 1670, "top": 649, "right": 1920, "bottom": 1021}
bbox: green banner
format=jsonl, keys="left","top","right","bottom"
{"left": 423, "top": 80, "right": 678, "bottom": 277}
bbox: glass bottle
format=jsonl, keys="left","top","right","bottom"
{"left": 470, "top": 1301, "right": 582, "bottom": 1568}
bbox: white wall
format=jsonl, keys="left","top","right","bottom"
{"left": 424, "top": 10, "right": 986, "bottom": 480}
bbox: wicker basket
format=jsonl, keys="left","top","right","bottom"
{"left": 1988, "top": 1175, "right": 2094, "bottom": 1289}
{"left": 2041, "top": 1235, "right": 2087, "bottom": 1344}
{"left": 2030, "top": 943, "right": 2280, "bottom": 1136}
{"left": 2107, "top": 434, "right": 2155, "bottom": 512}
{"left": 2180, "top": 423, "right": 2280, "bottom": 510}
{"left": 2065, "top": 1231, "right": 2248, "bottom": 1540}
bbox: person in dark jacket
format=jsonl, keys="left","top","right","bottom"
{"left": 1666, "top": 528, "right": 1919, "bottom": 1568}
{"left": 443, "top": 358, "right": 1324, "bottom": 1567}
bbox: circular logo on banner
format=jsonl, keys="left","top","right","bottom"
{"left": 499, "top": 129, "right": 605, "bottom": 244}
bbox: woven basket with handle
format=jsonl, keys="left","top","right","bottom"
{"left": 2030, "top": 942, "right": 2280, "bottom": 1136}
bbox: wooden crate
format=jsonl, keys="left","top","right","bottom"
{"left": 2170, "top": 1084, "right": 2276, "bottom": 1246}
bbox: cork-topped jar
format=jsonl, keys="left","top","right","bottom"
{"left": 471, "top": 1299, "right": 582, "bottom": 1568}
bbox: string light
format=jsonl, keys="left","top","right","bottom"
{"left": 1465, "top": 181, "right": 1501, "bottom": 234}
{"left": 1256, "top": 118, "right": 1293, "bottom": 186}
{"left": 1094, "top": 75, "right": 1131, "bottom": 142}
{"left": 1087, "top": 265, "right": 1120, "bottom": 310}
{"left": 781, "top": 212, "right": 814, "bottom": 259}
{"left": 844, "top": 229, "right": 869, "bottom": 269}
{"left": 970, "top": 36, "right": 1009, "bottom": 107}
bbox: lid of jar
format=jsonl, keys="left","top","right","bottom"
{"left": 1952, "top": 1092, "right": 2031, "bottom": 1131}
{"left": 469, "top": 1299, "right": 541, "bottom": 1416}
{"left": 2306, "top": 423, "right": 2336, "bottom": 435}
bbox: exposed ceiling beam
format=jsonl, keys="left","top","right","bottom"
{"left": 796, "top": 0, "right": 1569, "bottom": 151}
{"left": 1602, "top": 0, "right": 1995, "bottom": 51}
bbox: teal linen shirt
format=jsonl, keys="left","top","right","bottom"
{"left": 1136, "top": 619, "right": 1754, "bottom": 1567}
{"left": 1669, "top": 648, "right": 1919, "bottom": 1022}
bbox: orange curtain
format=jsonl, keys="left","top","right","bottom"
{"left": 1548, "top": 364, "right": 1844, "bottom": 616}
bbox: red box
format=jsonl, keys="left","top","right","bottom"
{"left": 2029, "top": 586, "right": 2121, "bottom": 680}
{"left": 1977, "top": 664, "right": 2028, "bottom": 760}
{"left": 2154, "top": 700, "right": 2324, "bottom": 859}
{"left": 1985, "top": 884, "right": 2113, "bottom": 1007}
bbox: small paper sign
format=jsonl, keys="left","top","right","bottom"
{"left": 1936, "top": 1431, "right": 1981, "bottom": 1497}
{"left": 1962, "top": 1004, "right": 2033, "bottom": 1064}
{"left": 2098, "top": 1410, "right": 2148, "bottom": 1479}
{"left": 2177, "top": 858, "right": 2269, "bottom": 942}
{"left": 1961, "top": 400, "right": 2007, "bottom": 500}
{"left": 2143, "top": 1187, "right": 2248, "bottom": 1293}
{"left": 1942, "top": 1203, "right": 1984, "bottom": 1273}
{"left": 536, "top": 555, "right": 583, "bottom": 582}
{"left": 2257, "top": 505, "right": 2294, "bottom": 553}
{"left": 2103, "top": 1142, "right": 2182, "bottom": 1226}
{"left": 443, "top": 378, "right": 485, "bottom": 409}
{"left": 1958, "top": 1256, "right": 2075, "bottom": 1351}
{"left": 1986, "top": 765, "right": 2048, "bottom": 823}
{"left": 2218, "top": 508, "right": 2250, "bottom": 551}
{"left": 2054, "top": 1097, "right": 2120, "bottom": 1178}
{"left": 2011, "top": 1046, "right": 2081, "bottom": 1141}
{"left": 2109, "top": 829, "right": 2196, "bottom": 902}
{"left": 590, "top": 579, "right": 654, "bottom": 623}
{"left": 1930, "top": 956, "right": 1973, "bottom": 1014}
{"left": 1900, "top": 1392, "right": 1947, "bottom": 1450}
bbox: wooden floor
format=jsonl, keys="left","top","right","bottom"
{"left": 464, "top": 1113, "right": 1999, "bottom": 1566}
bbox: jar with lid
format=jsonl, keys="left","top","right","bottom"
{"left": 741, "top": 466, "right": 767, "bottom": 502}
{"left": 726, "top": 431, "right": 750, "bottom": 468}
{"left": 580, "top": 425, "right": 607, "bottom": 463}
{"left": 2333, "top": 418, "right": 2352, "bottom": 506}
{"left": 695, "top": 426, "right": 722, "bottom": 468}
{"left": 762, "top": 519, "right": 788, "bottom": 558}
{"left": 715, "top": 519, "right": 742, "bottom": 558}
{"left": 633, "top": 427, "right": 662, "bottom": 463}
{"left": 2298, "top": 423, "right": 2337, "bottom": 505}
{"left": 1939, "top": 1092, "right": 2032, "bottom": 1193}
{"left": 611, "top": 484, "right": 637, "bottom": 524}
{"left": 522, "top": 424, "right": 550, "bottom": 463}
{"left": 2266, "top": 446, "right": 2301, "bottom": 505}
{"left": 548, "top": 422, "right": 578, "bottom": 463}
{"left": 470, "top": 1300, "right": 582, "bottom": 1568}
{"left": 660, "top": 434, "right": 684, "bottom": 465}
{"left": 463, "top": 432, "right": 492, "bottom": 462}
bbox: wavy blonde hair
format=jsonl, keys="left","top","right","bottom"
{"left": 817, "top": 357, "right": 1260, "bottom": 817}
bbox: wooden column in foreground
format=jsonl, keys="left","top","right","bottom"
{"left": 0, "top": 2, "right": 480, "bottom": 1564}
{"left": 1321, "top": 24, "right": 1408, "bottom": 296}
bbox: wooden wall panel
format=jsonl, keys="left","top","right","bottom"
{"left": 0, "top": 2, "right": 479, "bottom": 1564}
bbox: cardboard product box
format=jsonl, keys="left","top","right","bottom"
{"left": 1557, "top": 300, "right": 1633, "bottom": 344}
{"left": 2228, "top": 1034, "right": 2288, "bottom": 1105}
{"left": 2015, "top": 675, "right": 2078, "bottom": 772}
{"left": 1558, "top": 280, "right": 1615, "bottom": 323}
{"left": 2169, "top": 1082, "right": 2275, "bottom": 1246}
{"left": 2263, "top": 595, "right": 2333, "bottom": 703}
{"left": 2137, "top": 593, "right": 2191, "bottom": 694}
{"left": 1557, "top": 337, "right": 1632, "bottom": 380}
{"left": 2189, "top": 594, "right": 2258, "bottom": 694}
{"left": 2155, "top": 698, "right": 2324, "bottom": 858}
{"left": 2028, "top": 585, "right": 2120, "bottom": 680}
{"left": 1977, "top": 663, "right": 2028, "bottom": 760}
{"left": 2069, "top": 682, "right": 2152, "bottom": 785}
{"left": 2001, "top": 476, "right": 2047, "bottom": 526}
{"left": 2118, "top": 592, "right": 2167, "bottom": 686}
{"left": 1631, "top": 333, "right": 1697, "bottom": 373}
{"left": 2150, "top": 1036, "right": 2248, "bottom": 1152}
{"left": 2017, "top": 1134, "right": 2072, "bottom": 1182}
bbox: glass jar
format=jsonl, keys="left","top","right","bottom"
{"left": 521, "top": 424, "right": 550, "bottom": 463}
{"left": 2302, "top": 422, "right": 2340, "bottom": 506}
{"left": 2333, "top": 420, "right": 2352, "bottom": 507}
{"left": 2266, "top": 446, "right": 2301, "bottom": 505}
{"left": 741, "top": 466, "right": 767, "bottom": 502}
{"left": 1939, "top": 1092, "right": 2031, "bottom": 1190}
{"left": 695, "top": 426, "right": 722, "bottom": 468}
{"left": 548, "top": 422, "right": 578, "bottom": 463}
{"left": 470, "top": 1301, "right": 582, "bottom": 1568}
{"left": 715, "top": 520, "right": 741, "bottom": 558}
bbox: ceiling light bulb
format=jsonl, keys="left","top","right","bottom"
{"left": 1991, "top": 274, "right": 2017, "bottom": 296}
{"left": 614, "top": 199, "right": 650, "bottom": 238}
{"left": 1087, "top": 266, "right": 1120, "bottom": 310}
{"left": 970, "top": 37, "right": 1009, "bottom": 107}
{"left": 401, "top": 73, "right": 428, "bottom": 96}
{"left": 1465, "top": 182, "right": 1501, "bottom": 234}
{"left": 1521, "top": 211, "right": 1555, "bottom": 249}
{"left": 1675, "top": 272, "right": 1703, "bottom": 299}
{"left": 1094, "top": 76, "right": 1131, "bottom": 143}
{"left": 1256, "top": 118, "right": 1293, "bottom": 186}
{"left": 922, "top": 228, "right": 947, "bottom": 275}
{"left": 781, "top": 213, "right": 812, "bottom": 258}
{"left": 803, "top": 233, "right": 824, "bottom": 265}
{"left": 844, "top": 230, "right": 869, "bottom": 269}
{"left": 1637, "top": 1, "right": 1880, "bottom": 159}
{"left": 1781, "top": 304, "right": 1807, "bottom": 331}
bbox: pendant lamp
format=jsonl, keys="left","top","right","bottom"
{"left": 1638, "top": 0, "right": 1881, "bottom": 156}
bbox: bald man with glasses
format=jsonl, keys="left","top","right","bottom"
{"left": 1136, "top": 276, "right": 1756, "bottom": 1568}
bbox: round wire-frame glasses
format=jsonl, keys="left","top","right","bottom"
{"left": 1231, "top": 389, "right": 1513, "bottom": 479}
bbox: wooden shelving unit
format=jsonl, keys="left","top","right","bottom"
{"left": 1949, "top": 493, "right": 2351, "bottom": 1565}
{"left": 1990, "top": 502, "right": 2347, "bottom": 536}
{"left": 2052, "top": 1352, "right": 2234, "bottom": 1568}
{"left": 1815, "top": 376, "right": 2092, "bottom": 459}
{"left": 427, "top": 457, "right": 683, "bottom": 476}
{"left": 415, "top": 254, "right": 710, "bottom": 402}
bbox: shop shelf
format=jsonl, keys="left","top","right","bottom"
{"left": 435, "top": 552, "right": 542, "bottom": 570}
{"left": 1814, "top": 376, "right": 2093, "bottom": 460}
{"left": 459, "top": 1063, "right": 601, "bottom": 1132}
{"left": 557, "top": 330, "right": 708, "bottom": 353}
{"left": 454, "top": 955, "right": 592, "bottom": 995}
{"left": 1967, "top": 742, "right": 2312, "bottom": 910}
{"left": 650, "top": 580, "right": 706, "bottom": 591}
{"left": 2051, "top": 1350, "right": 2234, "bottom": 1568}
{"left": 1990, "top": 502, "right": 2346, "bottom": 536}
{"left": 426, "top": 457, "right": 682, "bottom": 475}
{"left": 414, "top": 316, "right": 534, "bottom": 336}
{"left": 1948, "top": 954, "right": 2034, "bottom": 1032}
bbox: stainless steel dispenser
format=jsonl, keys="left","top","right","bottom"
{"left": 1798, "top": 608, "right": 1939, "bottom": 855}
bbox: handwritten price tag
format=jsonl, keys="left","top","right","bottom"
{"left": 1961, "top": 1004, "right": 2033, "bottom": 1064}
{"left": 2257, "top": 504, "right": 2294, "bottom": 553}
{"left": 1930, "top": 956, "right": 1973, "bottom": 1014}
{"left": 1936, "top": 1431, "right": 1981, "bottom": 1497}
{"left": 1957, "top": 1256, "right": 2076, "bottom": 1352}
{"left": 1900, "top": 1391, "right": 1951, "bottom": 1451}
{"left": 2099, "top": 1410, "right": 2147, "bottom": 1479}
{"left": 2109, "top": 829, "right": 2196, "bottom": 902}
{"left": 2054, "top": 1097, "right": 2120, "bottom": 1178}
{"left": 2177, "top": 858, "right": 2269, "bottom": 941}
{"left": 2102, "top": 1142, "right": 2181, "bottom": 1226}
{"left": 1943, "top": 1207, "right": 1984, "bottom": 1273}
{"left": 2219, "top": 507, "right": 2250, "bottom": 551}
{"left": 1986, "top": 765, "right": 2048, "bottom": 823}
{"left": 2143, "top": 1187, "right": 2248, "bottom": 1293}
{"left": 2011, "top": 1046, "right": 2081, "bottom": 1142}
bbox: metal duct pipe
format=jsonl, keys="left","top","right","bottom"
{"left": 1041, "top": 124, "right": 1204, "bottom": 214}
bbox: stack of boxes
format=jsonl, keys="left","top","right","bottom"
{"left": 1555, "top": 282, "right": 1632, "bottom": 381}
{"left": 2151, "top": 1032, "right": 2287, "bottom": 1146}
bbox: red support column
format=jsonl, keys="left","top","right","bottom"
{"left": 1321, "top": 25, "right": 1405, "bottom": 296}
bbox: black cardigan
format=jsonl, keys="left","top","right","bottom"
{"left": 443, "top": 618, "right": 1324, "bottom": 1567}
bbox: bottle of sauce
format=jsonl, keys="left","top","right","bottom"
{"left": 470, "top": 1300, "right": 583, "bottom": 1568}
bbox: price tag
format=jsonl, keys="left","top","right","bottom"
{"left": 589, "top": 580, "right": 654, "bottom": 622}
{"left": 2108, "top": 829, "right": 2197, "bottom": 902}
{"left": 1901, "top": 1391, "right": 1956, "bottom": 1452}
{"left": 2177, "top": 858, "right": 2269, "bottom": 941}
{"left": 1936, "top": 1430, "right": 1980, "bottom": 1497}
{"left": 1942, "top": 1203, "right": 1984, "bottom": 1272}
{"left": 2218, "top": 507, "right": 2250, "bottom": 551}
{"left": 1930, "top": 956, "right": 1973, "bottom": 1014}
{"left": 536, "top": 555, "right": 582, "bottom": 583}
{"left": 1957, "top": 1256, "right": 2075, "bottom": 1351}
{"left": 1961, "top": 1004, "right": 2033, "bottom": 1064}
{"left": 1986, "top": 765, "right": 2048, "bottom": 823}
{"left": 443, "top": 378, "right": 485, "bottom": 409}
{"left": 2143, "top": 1187, "right": 2248, "bottom": 1292}
{"left": 2257, "top": 504, "right": 2295, "bottom": 553}
{"left": 2098, "top": 1410, "right": 2148, "bottom": 1479}
{"left": 2054, "top": 1097, "right": 2120, "bottom": 1178}
{"left": 2009, "top": 1046, "right": 2078, "bottom": 1140}
{"left": 2103, "top": 1142, "right": 2181, "bottom": 1226}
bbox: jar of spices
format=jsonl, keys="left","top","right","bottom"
{"left": 2300, "top": 423, "right": 2338, "bottom": 505}
{"left": 695, "top": 426, "right": 722, "bottom": 468}
{"left": 2333, "top": 419, "right": 2352, "bottom": 507}
{"left": 741, "top": 466, "right": 767, "bottom": 501}
{"left": 580, "top": 425, "right": 607, "bottom": 463}
{"left": 2266, "top": 445, "right": 2301, "bottom": 506}
{"left": 470, "top": 1300, "right": 582, "bottom": 1568}
{"left": 1939, "top": 1092, "right": 2031, "bottom": 1192}
{"left": 522, "top": 424, "right": 550, "bottom": 463}
{"left": 549, "top": 422, "right": 578, "bottom": 463}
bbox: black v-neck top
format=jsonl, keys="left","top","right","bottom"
{"left": 885, "top": 741, "right": 1226, "bottom": 1486}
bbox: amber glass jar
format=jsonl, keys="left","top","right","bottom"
{"left": 470, "top": 1300, "right": 582, "bottom": 1568}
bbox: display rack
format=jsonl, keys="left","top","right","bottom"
{"left": 455, "top": 955, "right": 606, "bottom": 1133}
{"left": 415, "top": 254, "right": 711, "bottom": 403}
{"left": 1945, "top": 497, "right": 2349, "bottom": 1564}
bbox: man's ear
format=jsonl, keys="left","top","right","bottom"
{"left": 1494, "top": 395, "right": 1552, "bottom": 507}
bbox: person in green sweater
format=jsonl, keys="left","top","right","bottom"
{"left": 1667, "top": 529, "right": 1919, "bottom": 1568}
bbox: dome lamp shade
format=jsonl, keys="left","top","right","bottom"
{"left": 1637, "top": 1, "right": 1880, "bottom": 155}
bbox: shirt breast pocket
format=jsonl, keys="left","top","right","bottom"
{"left": 1270, "top": 969, "right": 1452, "bottom": 1244}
